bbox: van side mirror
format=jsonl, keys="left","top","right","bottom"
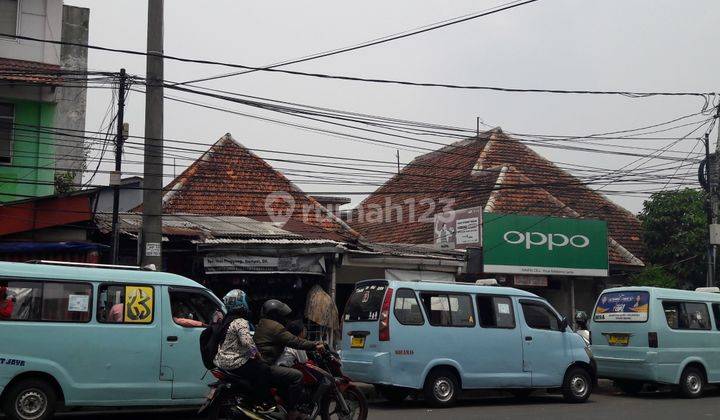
{"left": 560, "top": 317, "right": 569, "bottom": 332}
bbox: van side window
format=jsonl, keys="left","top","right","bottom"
{"left": 394, "top": 288, "right": 424, "bottom": 325}
{"left": 169, "top": 289, "right": 222, "bottom": 328}
{"left": 420, "top": 293, "right": 474, "bottom": 327}
{"left": 0, "top": 280, "right": 91, "bottom": 323}
{"left": 477, "top": 296, "right": 515, "bottom": 329}
{"left": 97, "top": 284, "right": 154, "bottom": 324}
{"left": 662, "top": 301, "right": 710, "bottom": 330}
{"left": 521, "top": 302, "right": 560, "bottom": 331}
{"left": 713, "top": 304, "right": 720, "bottom": 330}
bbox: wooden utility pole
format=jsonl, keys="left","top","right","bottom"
{"left": 110, "top": 68, "right": 127, "bottom": 264}
{"left": 141, "top": 0, "right": 164, "bottom": 269}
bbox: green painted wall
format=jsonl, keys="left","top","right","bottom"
{"left": 0, "top": 99, "right": 56, "bottom": 202}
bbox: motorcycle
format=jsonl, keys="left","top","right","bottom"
{"left": 199, "top": 345, "right": 368, "bottom": 420}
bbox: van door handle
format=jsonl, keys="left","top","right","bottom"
{"left": 525, "top": 336, "right": 533, "bottom": 341}
{"left": 167, "top": 336, "right": 178, "bottom": 342}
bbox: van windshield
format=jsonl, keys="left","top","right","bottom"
{"left": 344, "top": 282, "right": 388, "bottom": 322}
{"left": 594, "top": 291, "right": 650, "bottom": 322}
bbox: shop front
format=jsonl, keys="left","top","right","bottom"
{"left": 482, "top": 213, "right": 612, "bottom": 320}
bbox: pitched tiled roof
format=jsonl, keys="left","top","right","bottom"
{"left": 0, "top": 58, "right": 62, "bottom": 86}
{"left": 350, "top": 129, "right": 644, "bottom": 267}
{"left": 161, "top": 134, "right": 360, "bottom": 242}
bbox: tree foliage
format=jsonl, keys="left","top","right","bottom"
{"left": 630, "top": 265, "right": 677, "bottom": 288}
{"left": 639, "top": 188, "right": 706, "bottom": 288}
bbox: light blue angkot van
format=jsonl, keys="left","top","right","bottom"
{"left": 340, "top": 279, "right": 595, "bottom": 406}
{"left": 0, "top": 261, "right": 224, "bottom": 420}
{"left": 590, "top": 286, "right": 720, "bottom": 398}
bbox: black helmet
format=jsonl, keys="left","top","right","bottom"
{"left": 575, "top": 311, "right": 588, "bottom": 323}
{"left": 261, "top": 299, "right": 292, "bottom": 323}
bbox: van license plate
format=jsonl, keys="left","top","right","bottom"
{"left": 607, "top": 334, "right": 630, "bottom": 346}
{"left": 351, "top": 336, "right": 365, "bottom": 348}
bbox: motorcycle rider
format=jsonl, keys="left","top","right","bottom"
{"left": 575, "top": 311, "right": 590, "bottom": 344}
{"left": 213, "top": 289, "right": 270, "bottom": 403}
{"left": 254, "top": 299, "right": 324, "bottom": 420}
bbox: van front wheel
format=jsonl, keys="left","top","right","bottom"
{"left": 679, "top": 366, "right": 705, "bottom": 399}
{"left": 423, "top": 369, "right": 459, "bottom": 408}
{"left": 2, "top": 379, "right": 57, "bottom": 420}
{"left": 562, "top": 367, "right": 592, "bottom": 403}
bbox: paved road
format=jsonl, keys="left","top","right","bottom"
{"left": 367, "top": 388, "right": 720, "bottom": 419}
{"left": 6, "top": 387, "right": 720, "bottom": 419}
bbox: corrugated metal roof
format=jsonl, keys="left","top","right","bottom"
{"left": 198, "top": 238, "right": 341, "bottom": 245}
{"left": 95, "top": 213, "right": 301, "bottom": 240}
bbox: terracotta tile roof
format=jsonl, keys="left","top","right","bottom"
{"left": 350, "top": 129, "right": 645, "bottom": 267}
{"left": 347, "top": 133, "right": 499, "bottom": 246}
{"left": 0, "top": 58, "right": 62, "bottom": 86}
{"left": 161, "top": 134, "right": 360, "bottom": 242}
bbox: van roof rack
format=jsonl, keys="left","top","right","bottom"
{"left": 25, "top": 260, "right": 156, "bottom": 271}
{"left": 475, "top": 279, "right": 499, "bottom": 286}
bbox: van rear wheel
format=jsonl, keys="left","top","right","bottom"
{"left": 679, "top": 366, "right": 705, "bottom": 399}
{"left": 2, "top": 379, "right": 57, "bottom": 420}
{"left": 423, "top": 369, "right": 459, "bottom": 408}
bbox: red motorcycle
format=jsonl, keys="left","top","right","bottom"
{"left": 199, "top": 345, "right": 368, "bottom": 420}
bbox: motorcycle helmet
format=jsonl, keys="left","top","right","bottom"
{"left": 222, "top": 289, "right": 250, "bottom": 316}
{"left": 575, "top": 311, "right": 588, "bottom": 324}
{"left": 261, "top": 299, "right": 292, "bottom": 324}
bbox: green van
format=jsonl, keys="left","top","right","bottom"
{"left": 0, "top": 261, "right": 224, "bottom": 420}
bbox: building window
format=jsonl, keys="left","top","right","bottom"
{"left": 0, "top": 102, "right": 13, "bottom": 164}
{"left": 477, "top": 295, "right": 516, "bottom": 329}
{"left": 0, "top": 0, "right": 19, "bottom": 37}
{"left": 420, "top": 293, "right": 475, "bottom": 327}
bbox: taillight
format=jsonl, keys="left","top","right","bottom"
{"left": 211, "top": 370, "right": 225, "bottom": 380}
{"left": 379, "top": 287, "right": 394, "bottom": 341}
{"left": 648, "top": 332, "right": 658, "bottom": 348}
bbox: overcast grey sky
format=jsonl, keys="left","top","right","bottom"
{"left": 64, "top": 0, "right": 720, "bottom": 213}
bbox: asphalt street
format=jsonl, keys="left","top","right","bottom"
{"left": 11, "top": 386, "right": 720, "bottom": 420}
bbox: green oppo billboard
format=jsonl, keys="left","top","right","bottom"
{"left": 482, "top": 213, "right": 609, "bottom": 277}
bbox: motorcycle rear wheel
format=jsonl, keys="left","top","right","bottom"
{"left": 206, "top": 393, "right": 249, "bottom": 420}
{"left": 321, "top": 387, "right": 368, "bottom": 420}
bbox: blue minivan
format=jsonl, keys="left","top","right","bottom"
{"left": 590, "top": 286, "right": 720, "bottom": 398}
{"left": 0, "top": 261, "right": 224, "bottom": 420}
{"left": 340, "top": 279, "right": 595, "bottom": 406}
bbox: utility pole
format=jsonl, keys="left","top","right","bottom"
{"left": 110, "top": 68, "right": 127, "bottom": 265}
{"left": 141, "top": 0, "right": 164, "bottom": 269}
{"left": 711, "top": 106, "right": 720, "bottom": 286}
{"left": 396, "top": 150, "right": 400, "bottom": 174}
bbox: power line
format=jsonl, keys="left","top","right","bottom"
{"left": 176, "top": 0, "right": 540, "bottom": 85}
{"left": 2, "top": 32, "right": 713, "bottom": 97}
